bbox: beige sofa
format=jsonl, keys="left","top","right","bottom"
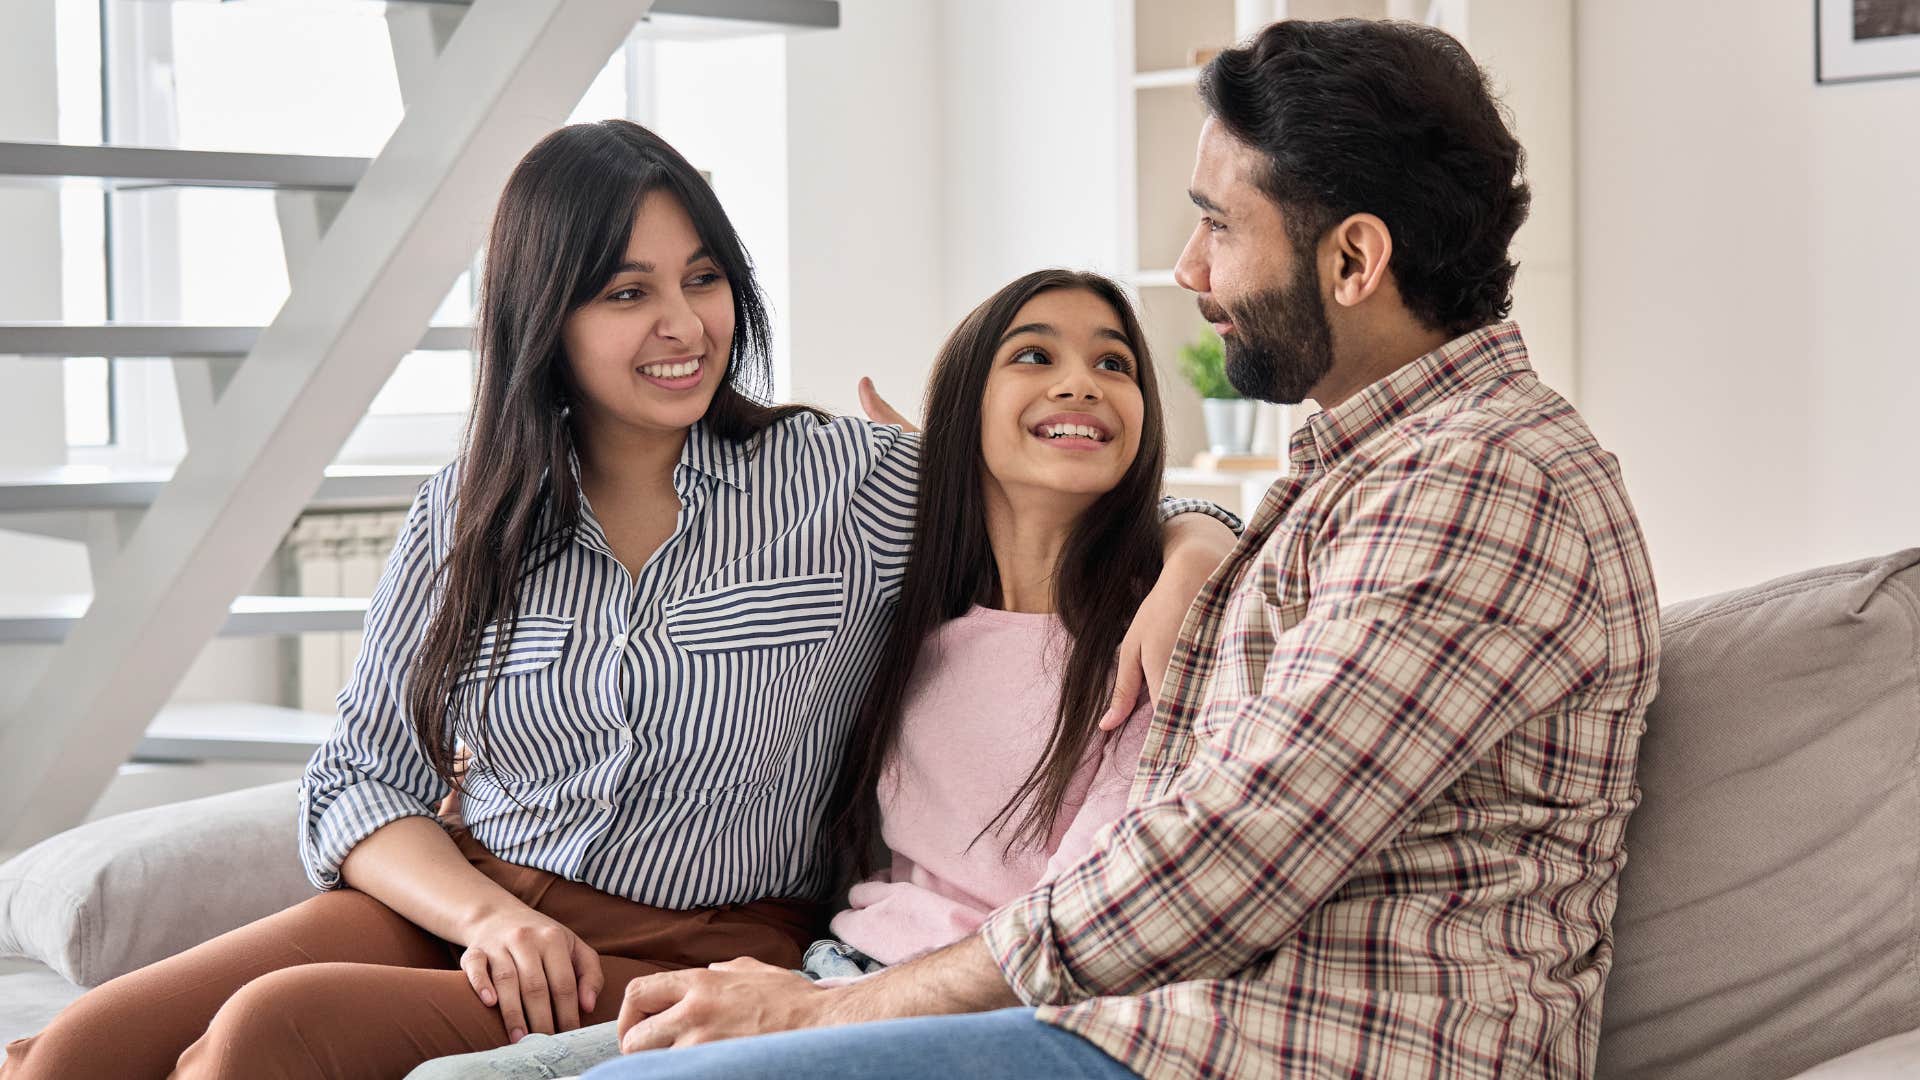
{"left": 4, "top": 550, "right": 1918, "bottom": 1077}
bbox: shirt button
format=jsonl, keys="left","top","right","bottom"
{"left": 594, "top": 797, "right": 612, "bottom": 810}
{"left": 610, "top": 632, "right": 628, "bottom": 650}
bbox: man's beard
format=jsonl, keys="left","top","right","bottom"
{"left": 1198, "top": 258, "right": 1333, "bottom": 405}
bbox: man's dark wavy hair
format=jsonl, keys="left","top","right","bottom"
{"left": 1198, "top": 19, "right": 1531, "bottom": 336}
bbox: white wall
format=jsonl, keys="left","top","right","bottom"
{"left": 783, "top": 0, "right": 947, "bottom": 420}
{"left": 936, "top": 0, "right": 1127, "bottom": 323}
{"left": 1577, "top": 0, "right": 1920, "bottom": 602}
{"left": 782, "top": 0, "right": 1131, "bottom": 424}
{"left": 1461, "top": 0, "right": 1577, "bottom": 399}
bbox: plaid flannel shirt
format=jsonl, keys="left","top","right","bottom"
{"left": 981, "top": 323, "right": 1660, "bottom": 1079}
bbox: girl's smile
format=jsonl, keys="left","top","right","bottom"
{"left": 979, "top": 288, "right": 1146, "bottom": 504}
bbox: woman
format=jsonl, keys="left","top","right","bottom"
{"left": 0, "top": 123, "right": 1231, "bottom": 1080}
{"left": 411, "top": 269, "right": 1181, "bottom": 1079}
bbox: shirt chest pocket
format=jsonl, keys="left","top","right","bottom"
{"left": 665, "top": 571, "right": 846, "bottom": 654}
{"left": 457, "top": 613, "right": 575, "bottom": 684}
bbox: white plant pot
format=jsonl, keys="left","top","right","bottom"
{"left": 1201, "top": 398, "right": 1257, "bottom": 455}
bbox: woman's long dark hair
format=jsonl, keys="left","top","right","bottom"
{"left": 823, "top": 270, "right": 1170, "bottom": 884}
{"left": 406, "top": 120, "right": 817, "bottom": 791}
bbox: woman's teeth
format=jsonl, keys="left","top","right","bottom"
{"left": 641, "top": 359, "right": 699, "bottom": 378}
{"left": 1040, "top": 424, "right": 1108, "bottom": 442}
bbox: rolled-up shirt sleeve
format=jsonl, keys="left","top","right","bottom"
{"left": 298, "top": 474, "right": 453, "bottom": 890}
{"left": 1157, "top": 496, "right": 1242, "bottom": 533}
{"left": 980, "top": 439, "right": 1607, "bottom": 1004}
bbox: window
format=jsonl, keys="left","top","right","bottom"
{"left": 50, "top": 0, "right": 789, "bottom": 467}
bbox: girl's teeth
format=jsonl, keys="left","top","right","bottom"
{"left": 643, "top": 360, "right": 698, "bottom": 378}
{"left": 1043, "top": 424, "right": 1104, "bottom": 441}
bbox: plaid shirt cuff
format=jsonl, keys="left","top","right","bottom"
{"left": 979, "top": 881, "right": 1095, "bottom": 1007}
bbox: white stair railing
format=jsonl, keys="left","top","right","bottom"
{"left": 0, "top": 0, "right": 659, "bottom": 849}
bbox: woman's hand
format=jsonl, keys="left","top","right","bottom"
{"left": 457, "top": 908, "right": 606, "bottom": 1042}
{"left": 338, "top": 816, "right": 604, "bottom": 1041}
{"left": 1102, "top": 514, "right": 1237, "bottom": 730}
{"left": 858, "top": 377, "right": 920, "bottom": 432}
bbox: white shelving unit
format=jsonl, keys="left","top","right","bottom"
{"left": 1121, "top": 0, "right": 1470, "bottom": 518}
{"left": 1121, "top": 0, "right": 1295, "bottom": 508}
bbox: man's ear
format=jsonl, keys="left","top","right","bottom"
{"left": 1327, "top": 213, "right": 1393, "bottom": 309}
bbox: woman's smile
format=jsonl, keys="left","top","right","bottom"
{"left": 636, "top": 353, "right": 706, "bottom": 392}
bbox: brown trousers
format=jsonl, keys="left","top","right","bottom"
{"left": 0, "top": 831, "right": 816, "bottom": 1080}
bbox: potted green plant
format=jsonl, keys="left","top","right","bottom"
{"left": 1179, "top": 331, "right": 1256, "bottom": 456}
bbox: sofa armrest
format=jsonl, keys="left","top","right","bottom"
{"left": 0, "top": 781, "right": 315, "bottom": 986}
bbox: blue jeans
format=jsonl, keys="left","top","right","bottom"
{"left": 580, "top": 1008, "right": 1138, "bottom": 1080}
{"left": 405, "top": 940, "right": 888, "bottom": 1080}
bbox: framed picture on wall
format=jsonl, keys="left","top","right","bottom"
{"left": 1818, "top": 0, "right": 1920, "bottom": 83}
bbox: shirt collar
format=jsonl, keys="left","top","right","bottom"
{"left": 1289, "top": 321, "right": 1533, "bottom": 473}
{"left": 677, "top": 420, "right": 752, "bottom": 492}
{"left": 560, "top": 420, "right": 751, "bottom": 552}
{"left": 561, "top": 421, "right": 752, "bottom": 494}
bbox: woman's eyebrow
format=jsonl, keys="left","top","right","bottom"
{"left": 611, "top": 248, "right": 713, "bottom": 275}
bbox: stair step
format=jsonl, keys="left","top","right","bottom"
{"left": 0, "top": 595, "right": 368, "bottom": 644}
{"left": 0, "top": 141, "right": 367, "bottom": 190}
{"left": 0, "top": 464, "right": 432, "bottom": 514}
{"left": 0, "top": 323, "right": 472, "bottom": 357}
{"left": 0, "top": 140, "right": 369, "bottom": 190}
{"left": 390, "top": 0, "right": 839, "bottom": 31}
{"left": 134, "top": 702, "right": 335, "bottom": 765}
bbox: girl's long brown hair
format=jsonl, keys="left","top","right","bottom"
{"left": 405, "top": 120, "right": 818, "bottom": 791}
{"left": 822, "top": 269, "right": 1170, "bottom": 885}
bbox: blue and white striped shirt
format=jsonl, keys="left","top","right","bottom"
{"left": 299, "top": 413, "right": 1231, "bottom": 908}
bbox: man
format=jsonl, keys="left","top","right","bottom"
{"left": 585, "top": 18, "right": 1659, "bottom": 1080}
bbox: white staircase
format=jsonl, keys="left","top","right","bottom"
{"left": 0, "top": 0, "right": 839, "bottom": 847}
{"left": 0, "top": 324, "right": 474, "bottom": 356}
{"left": 0, "top": 139, "right": 365, "bottom": 188}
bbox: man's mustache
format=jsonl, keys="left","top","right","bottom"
{"left": 1197, "top": 297, "right": 1230, "bottom": 324}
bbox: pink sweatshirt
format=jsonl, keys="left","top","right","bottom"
{"left": 827, "top": 605, "right": 1151, "bottom": 966}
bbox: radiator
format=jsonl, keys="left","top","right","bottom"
{"left": 288, "top": 511, "right": 405, "bottom": 715}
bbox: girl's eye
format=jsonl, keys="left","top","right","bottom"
{"left": 1010, "top": 346, "right": 1049, "bottom": 365}
{"left": 688, "top": 271, "right": 723, "bottom": 288}
{"left": 608, "top": 286, "right": 644, "bottom": 302}
{"left": 1097, "top": 355, "right": 1135, "bottom": 374}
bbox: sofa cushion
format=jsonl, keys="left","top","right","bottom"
{"left": 0, "top": 959, "right": 85, "bottom": 1045}
{"left": 1786, "top": 1025, "right": 1920, "bottom": 1079}
{"left": 1598, "top": 550, "right": 1920, "bottom": 1080}
{"left": 0, "top": 781, "right": 315, "bottom": 987}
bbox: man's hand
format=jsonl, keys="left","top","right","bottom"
{"left": 1102, "top": 514, "right": 1237, "bottom": 730}
{"left": 616, "top": 938, "right": 1019, "bottom": 1054}
{"left": 617, "top": 957, "right": 824, "bottom": 1053}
